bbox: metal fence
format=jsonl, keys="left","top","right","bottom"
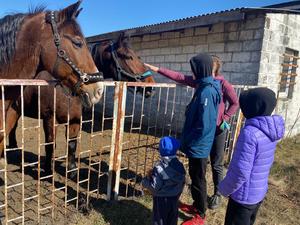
{"left": 0, "top": 80, "right": 254, "bottom": 224}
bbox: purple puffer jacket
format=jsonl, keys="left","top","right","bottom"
{"left": 219, "top": 115, "right": 285, "bottom": 204}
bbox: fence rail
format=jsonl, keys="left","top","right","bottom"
{"left": 0, "top": 80, "right": 252, "bottom": 224}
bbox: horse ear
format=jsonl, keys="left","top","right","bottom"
{"left": 75, "top": 8, "right": 83, "bottom": 18}
{"left": 117, "top": 32, "right": 125, "bottom": 47}
{"left": 58, "top": 0, "right": 82, "bottom": 21}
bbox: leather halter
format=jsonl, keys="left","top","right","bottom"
{"left": 47, "top": 11, "right": 103, "bottom": 94}
{"left": 109, "top": 42, "right": 153, "bottom": 82}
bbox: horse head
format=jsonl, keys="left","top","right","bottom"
{"left": 40, "top": 1, "right": 104, "bottom": 108}
{"left": 92, "top": 32, "right": 156, "bottom": 98}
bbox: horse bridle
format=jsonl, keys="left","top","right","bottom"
{"left": 47, "top": 11, "right": 103, "bottom": 93}
{"left": 109, "top": 42, "right": 153, "bottom": 82}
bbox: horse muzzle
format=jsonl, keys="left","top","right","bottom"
{"left": 79, "top": 81, "right": 104, "bottom": 108}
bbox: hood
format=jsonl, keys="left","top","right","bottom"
{"left": 239, "top": 88, "right": 277, "bottom": 119}
{"left": 190, "top": 53, "right": 213, "bottom": 79}
{"left": 245, "top": 115, "right": 285, "bottom": 141}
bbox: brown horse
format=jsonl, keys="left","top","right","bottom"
{"left": 0, "top": 1, "right": 104, "bottom": 160}
{"left": 9, "top": 34, "right": 155, "bottom": 178}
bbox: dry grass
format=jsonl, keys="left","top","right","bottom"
{"left": 72, "top": 135, "right": 300, "bottom": 225}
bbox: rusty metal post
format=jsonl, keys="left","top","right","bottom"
{"left": 107, "top": 82, "right": 126, "bottom": 201}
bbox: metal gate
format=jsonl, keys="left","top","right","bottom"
{"left": 0, "top": 80, "right": 254, "bottom": 224}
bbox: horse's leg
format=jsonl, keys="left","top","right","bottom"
{"left": 66, "top": 121, "right": 80, "bottom": 179}
{"left": 0, "top": 105, "right": 21, "bottom": 158}
{"left": 43, "top": 116, "right": 55, "bottom": 175}
{"left": 8, "top": 120, "right": 18, "bottom": 149}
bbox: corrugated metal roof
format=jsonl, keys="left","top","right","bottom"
{"left": 87, "top": 5, "right": 300, "bottom": 43}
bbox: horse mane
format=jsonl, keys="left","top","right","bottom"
{"left": 0, "top": 14, "right": 25, "bottom": 65}
{"left": 0, "top": 6, "right": 46, "bottom": 65}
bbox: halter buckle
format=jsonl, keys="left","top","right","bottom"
{"left": 81, "top": 73, "right": 89, "bottom": 83}
{"left": 58, "top": 49, "right": 66, "bottom": 57}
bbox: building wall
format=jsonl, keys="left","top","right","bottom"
{"left": 259, "top": 13, "right": 300, "bottom": 136}
{"left": 130, "top": 14, "right": 265, "bottom": 86}
{"left": 90, "top": 12, "right": 300, "bottom": 136}
{"left": 122, "top": 14, "right": 266, "bottom": 131}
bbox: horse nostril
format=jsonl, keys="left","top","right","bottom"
{"left": 96, "top": 87, "right": 103, "bottom": 99}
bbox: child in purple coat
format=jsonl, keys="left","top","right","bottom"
{"left": 219, "top": 87, "right": 285, "bottom": 225}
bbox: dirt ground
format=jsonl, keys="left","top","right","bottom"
{"left": 73, "top": 135, "right": 300, "bottom": 225}
{"left": 0, "top": 115, "right": 299, "bottom": 225}
{"left": 0, "top": 113, "right": 164, "bottom": 225}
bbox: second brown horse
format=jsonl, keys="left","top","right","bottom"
{"left": 9, "top": 34, "right": 155, "bottom": 178}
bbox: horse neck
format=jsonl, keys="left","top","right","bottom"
{"left": 1, "top": 15, "right": 43, "bottom": 79}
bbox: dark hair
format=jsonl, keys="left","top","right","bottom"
{"left": 0, "top": 6, "right": 46, "bottom": 65}
{"left": 212, "top": 55, "right": 222, "bottom": 76}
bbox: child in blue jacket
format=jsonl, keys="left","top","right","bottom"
{"left": 142, "top": 136, "right": 186, "bottom": 225}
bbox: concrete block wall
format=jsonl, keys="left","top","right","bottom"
{"left": 259, "top": 13, "right": 300, "bottom": 136}
{"left": 130, "top": 14, "right": 265, "bottom": 86}
{"left": 123, "top": 14, "right": 266, "bottom": 132}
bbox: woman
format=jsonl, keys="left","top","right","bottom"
{"left": 208, "top": 56, "right": 239, "bottom": 210}
{"left": 145, "top": 53, "right": 221, "bottom": 225}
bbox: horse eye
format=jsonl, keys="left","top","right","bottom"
{"left": 72, "top": 38, "right": 83, "bottom": 48}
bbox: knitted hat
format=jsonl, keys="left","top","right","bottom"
{"left": 159, "top": 136, "right": 180, "bottom": 157}
{"left": 190, "top": 53, "right": 213, "bottom": 79}
{"left": 239, "top": 87, "right": 277, "bottom": 119}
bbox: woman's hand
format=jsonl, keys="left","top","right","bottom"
{"left": 144, "top": 63, "right": 159, "bottom": 72}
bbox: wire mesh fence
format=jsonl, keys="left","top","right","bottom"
{"left": 0, "top": 80, "right": 255, "bottom": 224}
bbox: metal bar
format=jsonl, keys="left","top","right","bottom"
{"left": 133, "top": 87, "right": 146, "bottom": 196}
{"left": 97, "top": 84, "right": 107, "bottom": 199}
{"left": 24, "top": 161, "right": 39, "bottom": 167}
{"left": 0, "top": 79, "right": 53, "bottom": 86}
{"left": 7, "top": 182, "right": 23, "bottom": 189}
{"left": 76, "top": 108, "right": 84, "bottom": 209}
{"left": 1, "top": 85, "right": 8, "bottom": 224}
{"left": 7, "top": 216, "right": 23, "bottom": 223}
{"left": 51, "top": 86, "right": 57, "bottom": 219}
{"left": 86, "top": 103, "right": 95, "bottom": 206}
{"left": 126, "top": 82, "right": 176, "bottom": 88}
{"left": 24, "top": 195, "right": 38, "bottom": 201}
{"left": 39, "top": 206, "right": 53, "bottom": 212}
{"left": 107, "top": 82, "right": 127, "bottom": 200}
{"left": 64, "top": 96, "right": 71, "bottom": 216}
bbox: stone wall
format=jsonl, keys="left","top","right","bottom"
{"left": 130, "top": 14, "right": 265, "bottom": 85}
{"left": 88, "top": 11, "right": 300, "bottom": 136}
{"left": 120, "top": 14, "right": 266, "bottom": 133}
{"left": 259, "top": 13, "right": 300, "bottom": 136}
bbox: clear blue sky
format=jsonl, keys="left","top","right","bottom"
{"left": 0, "top": 0, "right": 288, "bottom": 37}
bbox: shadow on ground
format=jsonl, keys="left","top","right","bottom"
{"left": 89, "top": 198, "right": 152, "bottom": 225}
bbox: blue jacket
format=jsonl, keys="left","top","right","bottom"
{"left": 141, "top": 156, "right": 186, "bottom": 197}
{"left": 181, "top": 76, "right": 221, "bottom": 158}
